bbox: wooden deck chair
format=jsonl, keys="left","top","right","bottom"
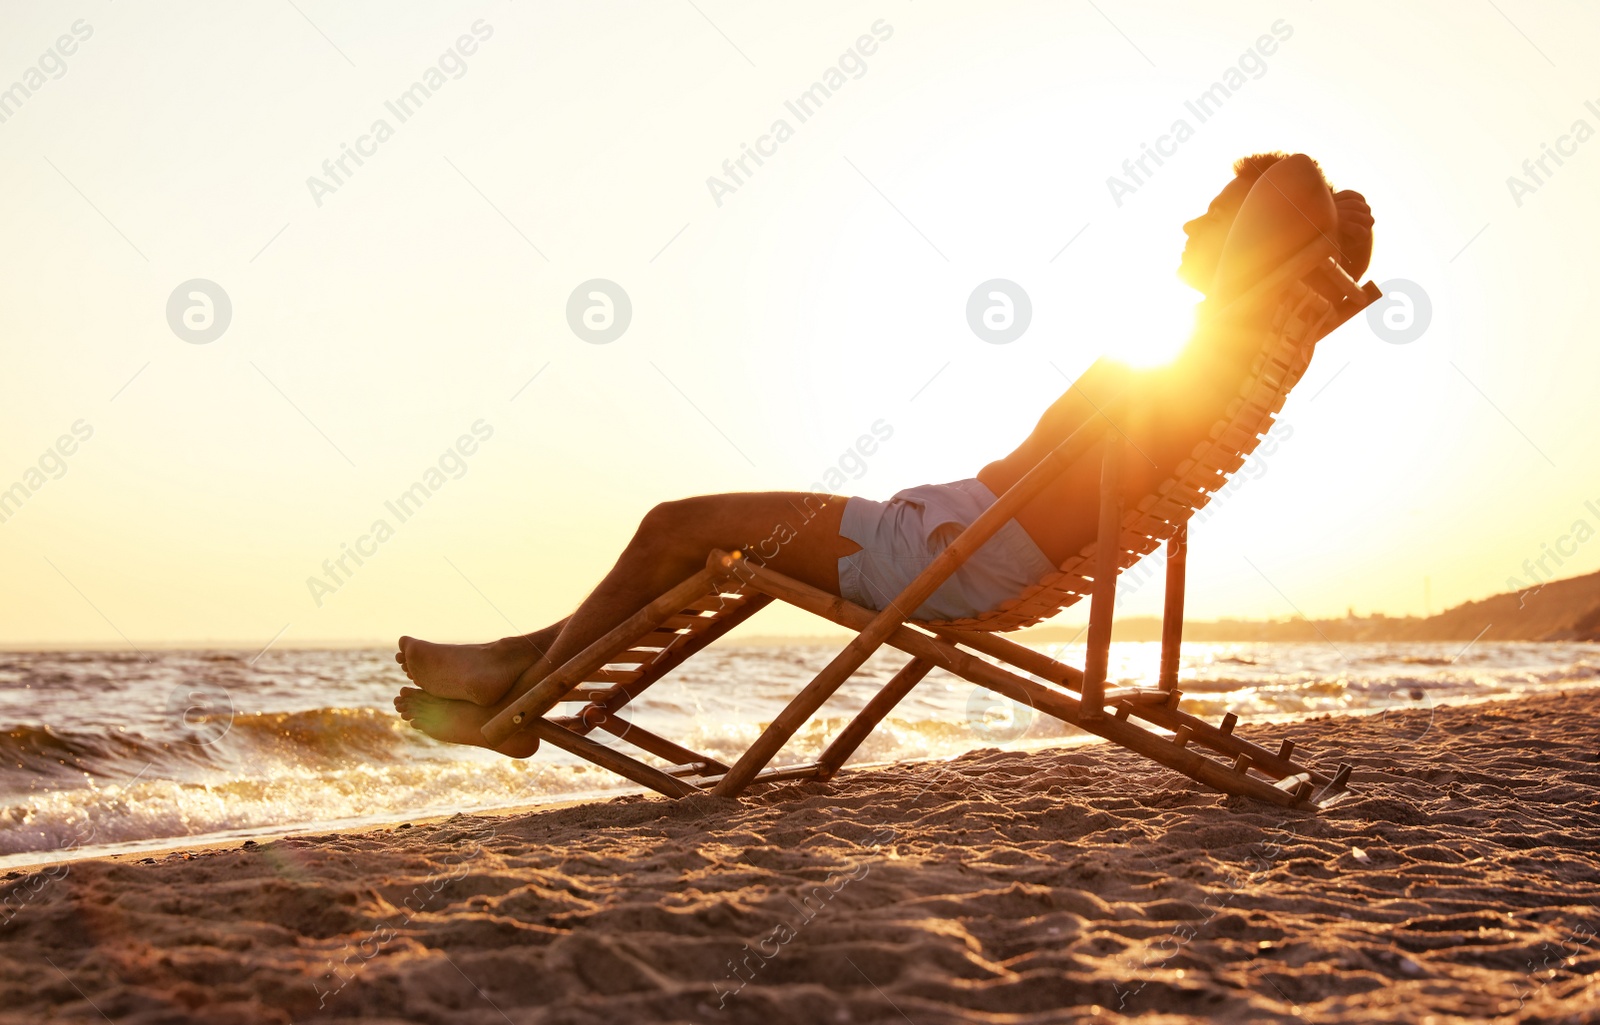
{"left": 482, "top": 238, "right": 1382, "bottom": 809}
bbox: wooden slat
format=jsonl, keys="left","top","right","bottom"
{"left": 605, "top": 648, "right": 668, "bottom": 664}
{"left": 1159, "top": 482, "right": 1209, "bottom": 508}
{"left": 1101, "top": 686, "right": 1169, "bottom": 705}
{"left": 685, "top": 594, "right": 746, "bottom": 613}
{"left": 587, "top": 668, "right": 643, "bottom": 685}
{"left": 557, "top": 683, "right": 617, "bottom": 703}
{"left": 1119, "top": 532, "right": 1164, "bottom": 557}
{"left": 1130, "top": 511, "right": 1179, "bottom": 539}
{"left": 1274, "top": 771, "right": 1312, "bottom": 797}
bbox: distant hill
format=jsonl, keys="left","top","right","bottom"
{"left": 1384, "top": 567, "right": 1600, "bottom": 642}
{"left": 1014, "top": 568, "right": 1600, "bottom": 645}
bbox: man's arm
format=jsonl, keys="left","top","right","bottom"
{"left": 976, "top": 358, "right": 1138, "bottom": 493}
{"left": 1208, "top": 154, "right": 1338, "bottom": 305}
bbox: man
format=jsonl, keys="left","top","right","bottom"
{"left": 394, "top": 151, "right": 1374, "bottom": 757}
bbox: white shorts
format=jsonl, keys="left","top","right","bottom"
{"left": 837, "top": 478, "right": 1056, "bottom": 622}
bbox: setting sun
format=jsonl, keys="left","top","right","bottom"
{"left": 1074, "top": 274, "right": 1198, "bottom": 368}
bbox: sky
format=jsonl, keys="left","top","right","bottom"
{"left": 2, "top": 0, "right": 1597, "bottom": 648}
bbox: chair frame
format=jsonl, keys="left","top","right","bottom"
{"left": 481, "top": 240, "right": 1382, "bottom": 810}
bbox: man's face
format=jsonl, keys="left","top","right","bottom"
{"left": 1178, "top": 174, "right": 1255, "bottom": 292}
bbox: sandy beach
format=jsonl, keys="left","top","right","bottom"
{"left": 3, "top": 690, "right": 1598, "bottom": 1025}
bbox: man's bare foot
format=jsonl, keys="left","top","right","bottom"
{"left": 395, "top": 636, "right": 541, "bottom": 706}
{"left": 393, "top": 687, "right": 541, "bottom": 758}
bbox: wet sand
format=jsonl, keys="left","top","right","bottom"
{"left": 2, "top": 690, "right": 1598, "bottom": 1024}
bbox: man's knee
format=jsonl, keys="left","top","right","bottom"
{"left": 636, "top": 498, "right": 712, "bottom": 550}
{"left": 636, "top": 501, "right": 678, "bottom": 541}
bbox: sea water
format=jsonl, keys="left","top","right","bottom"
{"left": 2, "top": 641, "right": 1596, "bottom": 867}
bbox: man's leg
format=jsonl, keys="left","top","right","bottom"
{"left": 396, "top": 491, "right": 859, "bottom": 752}
{"left": 491, "top": 491, "right": 856, "bottom": 712}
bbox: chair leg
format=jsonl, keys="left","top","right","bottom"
{"left": 1081, "top": 436, "right": 1125, "bottom": 719}
{"left": 816, "top": 656, "right": 936, "bottom": 778}
{"left": 1159, "top": 522, "right": 1188, "bottom": 694}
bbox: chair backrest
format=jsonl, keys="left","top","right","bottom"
{"left": 929, "top": 243, "right": 1379, "bottom": 631}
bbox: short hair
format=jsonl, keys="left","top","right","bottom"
{"left": 1231, "top": 150, "right": 1329, "bottom": 188}
{"left": 1231, "top": 151, "right": 1370, "bottom": 278}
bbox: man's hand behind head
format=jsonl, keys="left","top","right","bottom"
{"left": 1333, "top": 189, "right": 1374, "bottom": 279}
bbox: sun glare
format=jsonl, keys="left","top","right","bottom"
{"left": 1082, "top": 277, "right": 1199, "bottom": 368}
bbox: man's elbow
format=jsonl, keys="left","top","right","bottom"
{"left": 1268, "top": 154, "right": 1338, "bottom": 229}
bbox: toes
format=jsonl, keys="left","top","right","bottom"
{"left": 395, "top": 687, "right": 425, "bottom": 720}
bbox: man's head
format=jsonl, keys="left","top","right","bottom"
{"left": 1178, "top": 151, "right": 1374, "bottom": 292}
